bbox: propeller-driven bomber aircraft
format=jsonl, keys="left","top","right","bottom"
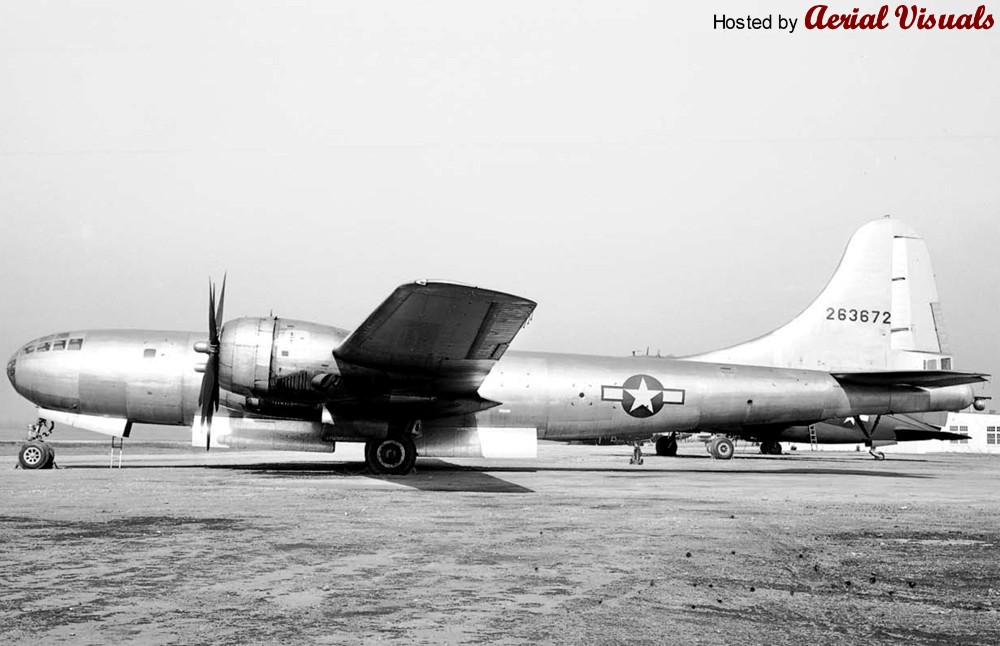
{"left": 6, "top": 218, "right": 990, "bottom": 473}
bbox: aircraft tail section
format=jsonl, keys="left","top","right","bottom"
{"left": 685, "top": 218, "right": 955, "bottom": 372}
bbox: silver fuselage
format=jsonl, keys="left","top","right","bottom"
{"left": 7, "top": 329, "right": 974, "bottom": 442}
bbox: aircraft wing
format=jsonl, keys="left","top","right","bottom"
{"left": 831, "top": 370, "right": 989, "bottom": 389}
{"left": 333, "top": 281, "right": 536, "bottom": 395}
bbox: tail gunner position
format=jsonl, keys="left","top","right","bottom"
{"left": 7, "top": 219, "right": 990, "bottom": 473}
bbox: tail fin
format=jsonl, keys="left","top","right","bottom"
{"left": 684, "top": 217, "right": 954, "bottom": 372}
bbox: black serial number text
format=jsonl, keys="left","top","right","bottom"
{"left": 825, "top": 308, "right": 890, "bottom": 324}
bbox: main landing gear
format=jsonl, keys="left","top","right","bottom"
{"left": 655, "top": 433, "right": 678, "bottom": 457}
{"left": 706, "top": 435, "right": 734, "bottom": 460}
{"left": 759, "top": 440, "right": 783, "bottom": 455}
{"left": 17, "top": 418, "right": 56, "bottom": 470}
{"left": 364, "top": 432, "right": 417, "bottom": 475}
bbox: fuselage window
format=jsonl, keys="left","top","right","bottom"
{"left": 143, "top": 348, "right": 156, "bottom": 358}
{"left": 22, "top": 346, "right": 34, "bottom": 354}
{"left": 52, "top": 340, "right": 66, "bottom": 351}
{"left": 36, "top": 342, "right": 50, "bottom": 353}
{"left": 68, "top": 339, "right": 83, "bottom": 350}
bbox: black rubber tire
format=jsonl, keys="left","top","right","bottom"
{"left": 710, "top": 437, "right": 734, "bottom": 460}
{"left": 18, "top": 441, "right": 52, "bottom": 470}
{"left": 760, "top": 441, "right": 783, "bottom": 455}
{"left": 655, "top": 436, "right": 678, "bottom": 457}
{"left": 365, "top": 435, "right": 417, "bottom": 475}
{"left": 42, "top": 445, "right": 55, "bottom": 469}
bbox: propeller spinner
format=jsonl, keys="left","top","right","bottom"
{"left": 195, "top": 275, "right": 226, "bottom": 450}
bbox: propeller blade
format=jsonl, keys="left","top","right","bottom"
{"left": 199, "top": 350, "right": 219, "bottom": 451}
{"left": 215, "top": 273, "right": 226, "bottom": 332}
{"left": 208, "top": 280, "right": 218, "bottom": 345}
{"left": 198, "top": 275, "right": 226, "bottom": 451}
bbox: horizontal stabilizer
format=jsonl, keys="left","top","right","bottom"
{"left": 894, "top": 428, "right": 970, "bottom": 442}
{"left": 335, "top": 281, "right": 536, "bottom": 394}
{"left": 832, "top": 370, "right": 990, "bottom": 389}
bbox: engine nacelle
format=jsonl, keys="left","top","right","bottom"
{"left": 219, "top": 317, "right": 274, "bottom": 397}
{"left": 218, "top": 317, "right": 349, "bottom": 400}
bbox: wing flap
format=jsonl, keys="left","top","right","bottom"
{"left": 832, "top": 370, "right": 989, "bottom": 389}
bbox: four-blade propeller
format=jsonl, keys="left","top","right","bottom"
{"left": 195, "top": 275, "right": 226, "bottom": 450}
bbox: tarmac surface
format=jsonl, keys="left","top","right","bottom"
{"left": 1, "top": 441, "right": 998, "bottom": 645}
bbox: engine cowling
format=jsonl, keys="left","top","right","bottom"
{"left": 218, "top": 317, "right": 349, "bottom": 401}
{"left": 219, "top": 317, "right": 274, "bottom": 397}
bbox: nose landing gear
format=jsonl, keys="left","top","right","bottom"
{"left": 17, "top": 418, "right": 56, "bottom": 470}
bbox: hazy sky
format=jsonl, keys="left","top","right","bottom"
{"left": 1, "top": 1, "right": 997, "bottom": 424}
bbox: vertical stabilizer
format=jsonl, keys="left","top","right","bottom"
{"left": 684, "top": 218, "right": 953, "bottom": 372}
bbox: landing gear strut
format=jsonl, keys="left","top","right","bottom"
{"left": 853, "top": 415, "right": 886, "bottom": 460}
{"left": 655, "top": 433, "right": 678, "bottom": 457}
{"left": 18, "top": 419, "right": 56, "bottom": 470}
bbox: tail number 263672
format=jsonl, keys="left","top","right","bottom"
{"left": 825, "top": 308, "right": 891, "bottom": 324}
